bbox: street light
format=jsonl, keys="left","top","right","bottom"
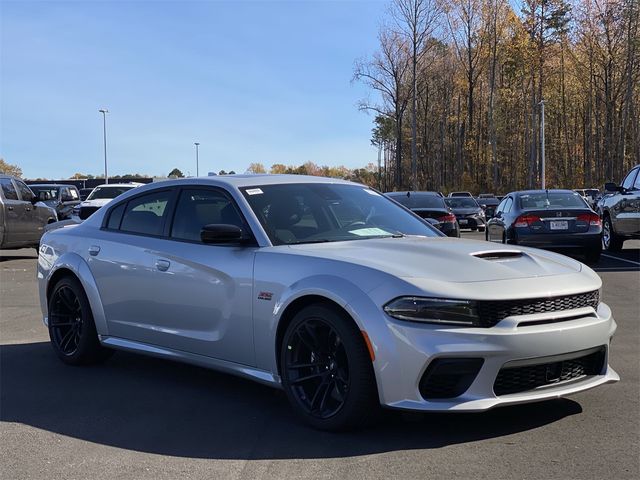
{"left": 194, "top": 142, "right": 200, "bottom": 177}
{"left": 99, "top": 109, "right": 109, "bottom": 184}
{"left": 539, "top": 100, "right": 545, "bottom": 189}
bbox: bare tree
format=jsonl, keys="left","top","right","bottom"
{"left": 391, "top": 0, "right": 443, "bottom": 190}
{"left": 354, "top": 29, "right": 412, "bottom": 188}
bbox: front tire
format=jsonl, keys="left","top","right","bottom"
{"left": 602, "top": 215, "right": 624, "bottom": 252}
{"left": 280, "top": 304, "right": 378, "bottom": 431}
{"left": 48, "top": 276, "right": 113, "bottom": 365}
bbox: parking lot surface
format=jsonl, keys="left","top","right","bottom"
{"left": 1, "top": 232, "right": 639, "bottom": 480}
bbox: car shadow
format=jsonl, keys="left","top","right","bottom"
{"left": 1, "top": 342, "right": 584, "bottom": 460}
{"left": 593, "top": 247, "right": 640, "bottom": 272}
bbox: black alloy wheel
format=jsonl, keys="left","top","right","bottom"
{"left": 48, "top": 276, "right": 113, "bottom": 365}
{"left": 50, "top": 284, "right": 84, "bottom": 356}
{"left": 284, "top": 318, "right": 349, "bottom": 420}
{"left": 280, "top": 304, "right": 378, "bottom": 430}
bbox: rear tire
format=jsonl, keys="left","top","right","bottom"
{"left": 280, "top": 303, "right": 379, "bottom": 431}
{"left": 48, "top": 276, "right": 113, "bottom": 365}
{"left": 602, "top": 215, "right": 624, "bottom": 252}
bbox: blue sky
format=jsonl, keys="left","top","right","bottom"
{"left": 1, "top": 0, "right": 386, "bottom": 179}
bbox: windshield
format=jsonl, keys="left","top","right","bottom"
{"left": 445, "top": 197, "right": 478, "bottom": 209}
{"left": 387, "top": 193, "right": 445, "bottom": 209}
{"left": 87, "top": 186, "right": 134, "bottom": 200}
{"left": 241, "top": 183, "right": 440, "bottom": 245}
{"left": 29, "top": 186, "right": 58, "bottom": 199}
{"left": 519, "top": 192, "right": 587, "bottom": 209}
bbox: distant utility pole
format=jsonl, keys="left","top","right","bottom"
{"left": 194, "top": 142, "right": 200, "bottom": 177}
{"left": 539, "top": 100, "right": 545, "bottom": 189}
{"left": 99, "top": 108, "right": 109, "bottom": 183}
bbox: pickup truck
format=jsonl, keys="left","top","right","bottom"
{"left": 1, "top": 174, "right": 58, "bottom": 250}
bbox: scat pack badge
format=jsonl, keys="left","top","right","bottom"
{"left": 258, "top": 291, "right": 273, "bottom": 301}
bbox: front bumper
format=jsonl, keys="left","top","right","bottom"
{"left": 373, "top": 302, "right": 618, "bottom": 411}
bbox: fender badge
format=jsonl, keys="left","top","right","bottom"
{"left": 258, "top": 291, "right": 273, "bottom": 301}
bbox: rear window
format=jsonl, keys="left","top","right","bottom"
{"left": 388, "top": 193, "right": 445, "bottom": 209}
{"left": 445, "top": 197, "right": 478, "bottom": 208}
{"left": 88, "top": 186, "right": 134, "bottom": 200}
{"left": 519, "top": 192, "right": 587, "bottom": 210}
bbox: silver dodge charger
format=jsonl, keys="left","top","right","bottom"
{"left": 37, "top": 175, "right": 619, "bottom": 430}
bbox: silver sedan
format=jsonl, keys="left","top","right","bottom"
{"left": 37, "top": 175, "right": 619, "bottom": 430}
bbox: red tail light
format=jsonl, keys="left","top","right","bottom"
{"left": 514, "top": 214, "right": 541, "bottom": 227}
{"left": 577, "top": 213, "right": 602, "bottom": 227}
{"left": 438, "top": 213, "right": 456, "bottom": 223}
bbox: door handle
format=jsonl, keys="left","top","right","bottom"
{"left": 155, "top": 259, "right": 170, "bottom": 272}
{"left": 88, "top": 245, "right": 101, "bottom": 256}
{"left": 7, "top": 206, "right": 13, "bottom": 211}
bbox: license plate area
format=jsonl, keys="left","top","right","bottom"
{"left": 459, "top": 219, "right": 468, "bottom": 225}
{"left": 550, "top": 220, "right": 568, "bottom": 230}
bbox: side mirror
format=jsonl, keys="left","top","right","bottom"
{"left": 604, "top": 182, "right": 620, "bottom": 192}
{"left": 200, "top": 224, "right": 245, "bottom": 244}
{"left": 495, "top": 211, "right": 502, "bottom": 218}
{"left": 480, "top": 204, "right": 487, "bottom": 209}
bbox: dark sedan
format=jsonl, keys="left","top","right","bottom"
{"left": 444, "top": 197, "right": 486, "bottom": 231}
{"left": 476, "top": 196, "right": 501, "bottom": 219}
{"left": 486, "top": 189, "right": 602, "bottom": 263}
{"left": 386, "top": 191, "right": 460, "bottom": 237}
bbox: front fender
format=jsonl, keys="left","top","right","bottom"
{"left": 41, "top": 251, "right": 108, "bottom": 336}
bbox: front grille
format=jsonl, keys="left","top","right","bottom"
{"left": 493, "top": 347, "right": 605, "bottom": 396}
{"left": 79, "top": 206, "right": 100, "bottom": 220}
{"left": 476, "top": 290, "right": 599, "bottom": 327}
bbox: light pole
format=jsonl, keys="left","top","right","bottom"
{"left": 194, "top": 142, "right": 200, "bottom": 177}
{"left": 99, "top": 109, "right": 109, "bottom": 184}
{"left": 539, "top": 100, "right": 545, "bottom": 189}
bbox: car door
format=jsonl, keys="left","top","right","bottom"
{"left": 59, "top": 186, "right": 80, "bottom": 219}
{"left": 1, "top": 178, "right": 25, "bottom": 245}
{"left": 614, "top": 167, "right": 640, "bottom": 235}
{"left": 90, "top": 186, "right": 257, "bottom": 366}
{"left": 13, "top": 179, "right": 43, "bottom": 244}
{"left": 489, "top": 197, "right": 511, "bottom": 242}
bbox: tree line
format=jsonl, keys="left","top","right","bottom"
{"left": 354, "top": 0, "right": 639, "bottom": 193}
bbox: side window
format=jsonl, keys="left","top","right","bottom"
{"left": 69, "top": 187, "right": 79, "bottom": 200}
{"left": 120, "top": 190, "right": 172, "bottom": 236}
{"left": 634, "top": 170, "right": 640, "bottom": 190}
{"left": 106, "top": 203, "right": 126, "bottom": 230}
{"left": 495, "top": 198, "right": 507, "bottom": 213}
{"left": 171, "top": 189, "right": 244, "bottom": 242}
{"left": 621, "top": 168, "right": 638, "bottom": 190}
{"left": 15, "top": 180, "right": 35, "bottom": 202}
{"left": 503, "top": 197, "right": 513, "bottom": 213}
{"left": 0, "top": 178, "right": 18, "bottom": 200}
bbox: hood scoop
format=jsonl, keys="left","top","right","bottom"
{"left": 471, "top": 250, "right": 524, "bottom": 261}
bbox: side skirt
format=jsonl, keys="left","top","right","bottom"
{"left": 100, "top": 336, "right": 282, "bottom": 388}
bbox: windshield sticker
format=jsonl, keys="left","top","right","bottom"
{"left": 349, "top": 227, "right": 391, "bottom": 236}
{"left": 246, "top": 188, "right": 263, "bottom": 195}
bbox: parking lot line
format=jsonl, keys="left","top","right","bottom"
{"left": 601, "top": 253, "right": 640, "bottom": 267}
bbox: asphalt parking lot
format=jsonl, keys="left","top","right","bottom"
{"left": 1, "top": 232, "right": 639, "bottom": 480}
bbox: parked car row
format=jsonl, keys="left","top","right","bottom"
{"left": 0, "top": 177, "right": 144, "bottom": 250}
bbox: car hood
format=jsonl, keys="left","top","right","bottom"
{"left": 451, "top": 208, "right": 482, "bottom": 215}
{"left": 284, "top": 236, "right": 583, "bottom": 284}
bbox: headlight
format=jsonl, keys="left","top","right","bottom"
{"left": 383, "top": 297, "right": 480, "bottom": 326}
